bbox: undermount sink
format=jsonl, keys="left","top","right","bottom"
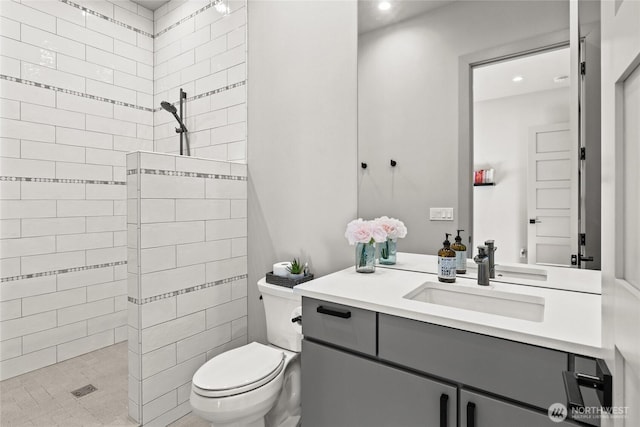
{"left": 404, "top": 282, "right": 545, "bottom": 322}
{"left": 464, "top": 263, "right": 548, "bottom": 282}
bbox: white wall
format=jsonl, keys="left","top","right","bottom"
{"left": 473, "top": 87, "right": 570, "bottom": 263}
{"left": 247, "top": 0, "right": 358, "bottom": 343}
{"left": 358, "top": 0, "right": 570, "bottom": 255}
{"left": 0, "top": 0, "right": 154, "bottom": 380}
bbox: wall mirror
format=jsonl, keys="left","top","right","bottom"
{"left": 357, "top": 0, "right": 601, "bottom": 270}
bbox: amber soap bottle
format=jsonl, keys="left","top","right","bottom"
{"left": 438, "top": 233, "right": 456, "bottom": 283}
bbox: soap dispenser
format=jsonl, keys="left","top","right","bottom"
{"left": 451, "top": 229, "right": 467, "bottom": 274}
{"left": 438, "top": 233, "right": 456, "bottom": 283}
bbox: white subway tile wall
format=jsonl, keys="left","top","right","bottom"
{"left": 1, "top": 3, "right": 248, "bottom": 423}
{"left": 153, "top": 0, "right": 247, "bottom": 161}
{"left": 0, "top": 0, "right": 153, "bottom": 382}
{"left": 127, "top": 152, "right": 247, "bottom": 425}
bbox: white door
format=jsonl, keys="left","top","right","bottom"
{"left": 527, "top": 123, "right": 578, "bottom": 267}
{"left": 601, "top": 1, "right": 640, "bottom": 426}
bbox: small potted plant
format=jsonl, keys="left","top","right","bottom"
{"left": 287, "top": 258, "right": 305, "bottom": 280}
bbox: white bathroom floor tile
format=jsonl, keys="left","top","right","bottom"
{"left": 0, "top": 341, "right": 210, "bottom": 426}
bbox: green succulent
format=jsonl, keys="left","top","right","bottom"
{"left": 287, "top": 258, "right": 304, "bottom": 275}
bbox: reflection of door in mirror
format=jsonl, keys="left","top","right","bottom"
{"left": 472, "top": 48, "right": 576, "bottom": 267}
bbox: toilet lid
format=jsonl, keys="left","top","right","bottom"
{"left": 192, "top": 342, "right": 285, "bottom": 398}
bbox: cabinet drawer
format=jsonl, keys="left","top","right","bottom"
{"left": 302, "top": 297, "right": 376, "bottom": 356}
{"left": 378, "top": 313, "right": 568, "bottom": 410}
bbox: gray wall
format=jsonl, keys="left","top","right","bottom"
{"left": 358, "top": 0, "right": 570, "bottom": 255}
{"left": 247, "top": 1, "right": 358, "bottom": 343}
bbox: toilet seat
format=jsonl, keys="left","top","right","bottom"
{"left": 192, "top": 342, "right": 285, "bottom": 398}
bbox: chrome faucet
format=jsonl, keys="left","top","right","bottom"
{"left": 484, "top": 240, "right": 497, "bottom": 279}
{"left": 474, "top": 246, "right": 490, "bottom": 286}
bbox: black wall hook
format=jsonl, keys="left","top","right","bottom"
{"left": 390, "top": 159, "right": 397, "bottom": 167}
{"left": 361, "top": 162, "right": 368, "bottom": 169}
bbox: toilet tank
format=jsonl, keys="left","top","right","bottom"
{"left": 257, "top": 279, "right": 302, "bottom": 352}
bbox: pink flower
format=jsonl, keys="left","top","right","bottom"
{"left": 374, "top": 216, "right": 408, "bottom": 240}
{"left": 345, "top": 219, "right": 388, "bottom": 245}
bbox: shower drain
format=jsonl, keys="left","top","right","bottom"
{"left": 71, "top": 384, "right": 97, "bottom": 398}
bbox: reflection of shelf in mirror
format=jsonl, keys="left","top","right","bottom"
{"left": 474, "top": 183, "right": 496, "bottom": 186}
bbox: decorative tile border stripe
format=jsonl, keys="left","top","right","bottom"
{"left": 2, "top": 75, "right": 246, "bottom": 113}
{"left": 152, "top": 80, "right": 247, "bottom": 112}
{"left": 0, "top": 75, "right": 154, "bottom": 112}
{"left": 138, "top": 168, "right": 247, "bottom": 181}
{"left": 59, "top": 0, "right": 154, "bottom": 38}
{"left": 128, "top": 274, "right": 248, "bottom": 305}
{"left": 1, "top": 261, "right": 127, "bottom": 283}
{"left": 155, "top": 0, "right": 226, "bottom": 38}
{"left": 188, "top": 80, "right": 246, "bottom": 102}
{"left": 0, "top": 176, "right": 126, "bottom": 185}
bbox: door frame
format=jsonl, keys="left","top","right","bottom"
{"left": 458, "top": 29, "right": 573, "bottom": 256}
{"left": 600, "top": 0, "right": 640, "bottom": 425}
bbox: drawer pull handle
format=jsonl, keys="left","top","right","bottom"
{"left": 316, "top": 306, "right": 351, "bottom": 318}
{"left": 466, "top": 402, "right": 476, "bottom": 427}
{"left": 439, "top": 394, "right": 448, "bottom": 427}
{"left": 562, "top": 358, "right": 612, "bottom": 414}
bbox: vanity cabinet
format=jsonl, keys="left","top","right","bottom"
{"left": 301, "top": 297, "right": 586, "bottom": 427}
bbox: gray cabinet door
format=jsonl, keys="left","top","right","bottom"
{"left": 460, "top": 389, "right": 580, "bottom": 427}
{"left": 302, "top": 339, "right": 457, "bottom": 427}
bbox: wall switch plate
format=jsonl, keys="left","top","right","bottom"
{"left": 430, "top": 208, "right": 454, "bottom": 221}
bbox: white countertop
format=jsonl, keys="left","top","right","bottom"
{"left": 294, "top": 265, "right": 602, "bottom": 357}
{"left": 380, "top": 253, "right": 602, "bottom": 294}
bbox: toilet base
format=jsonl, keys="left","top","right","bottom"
{"left": 209, "top": 417, "right": 265, "bottom": 427}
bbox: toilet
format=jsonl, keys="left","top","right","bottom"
{"left": 190, "top": 279, "right": 302, "bottom": 427}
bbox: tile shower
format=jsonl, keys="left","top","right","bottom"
{"left": 0, "top": 0, "right": 248, "bottom": 424}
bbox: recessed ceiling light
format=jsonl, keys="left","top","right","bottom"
{"left": 512, "top": 76, "right": 524, "bottom": 83}
{"left": 553, "top": 75, "right": 569, "bottom": 83}
{"left": 378, "top": 1, "right": 391, "bottom": 11}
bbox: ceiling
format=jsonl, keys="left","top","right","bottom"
{"left": 358, "top": 0, "right": 456, "bottom": 34}
{"left": 131, "top": 0, "right": 169, "bottom": 11}
{"left": 473, "top": 47, "right": 571, "bottom": 102}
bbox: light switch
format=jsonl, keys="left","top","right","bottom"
{"left": 429, "top": 208, "right": 454, "bottom": 221}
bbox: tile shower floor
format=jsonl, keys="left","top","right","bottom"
{"left": 0, "top": 342, "right": 208, "bottom": 427}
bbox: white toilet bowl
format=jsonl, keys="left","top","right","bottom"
{"left": 190, "top": 280, "right": 302, "bottom": 427}
{"left": 190, "top": 342, "right": 300, "bottom": 427}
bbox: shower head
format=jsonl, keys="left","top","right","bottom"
{"left": 160, "top": 101, "right": 177, "bottom": 114}
{"left": 160, "top": 100, "right": 188, "bottom": 133}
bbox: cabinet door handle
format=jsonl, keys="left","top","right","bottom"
{"left": 439, "top": 393, "right": 448, "bottom": 427}
{"left": 316, "top": 305, "right": 351, "bottom": 319}
{"left": 466, "top": 402, "right": 476, "bottom": 427}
